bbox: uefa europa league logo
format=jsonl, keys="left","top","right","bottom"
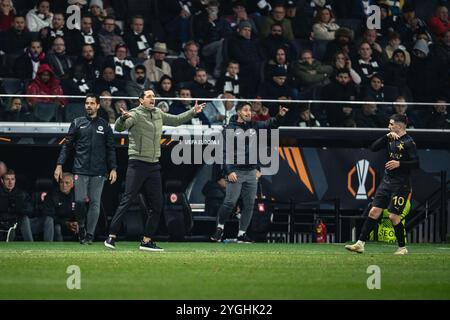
{"left": 356, "top": 159, "right": 370, "bottom": 200}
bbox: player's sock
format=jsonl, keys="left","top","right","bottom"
{"left": 359, "top": 217, "right": 378, "bottom": 241}
{"left": 393, "top": 223, "right": 406, "bottom": 247}
{"left": 238, "top": 230, "right": 245, "bottom": 237}
{"left": 217, "top": 224, "right": 224, "bottom": 230}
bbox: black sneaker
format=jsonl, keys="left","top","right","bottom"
{"left": 85, "top": 233, "right": 94, "bottom": 245}
{"left": 237, "top": 233, "right": 254, "bottom": 244}
{"left": 104, "top": 236, "right": 116, "bottom": 249}
{"left": 139, "top": 240, "right": 164, "bottom": 252}
{"left": 78, "top": 227, "right": 86, "bottom": 244}
{"left": 210, "top": 227, "right": 224, "bottom": 242}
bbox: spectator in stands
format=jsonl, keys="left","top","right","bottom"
{"left": 76, "top": 15, "right": 103, "bottom": 56}
{"left": 331, "top": 51, "right": 361, "bottom": 85}
{"left": 169, "top": 87, "right": 209, "bottom": 125}
{"left": 322, "top": 69, "right": 358, "bottom": 127}
{"left": 155, "top": 75, "right": 176, "bottom": 113}
{"left": 215, "top": 60, "right": 240, "bottom": 97}
{"left": 94, "top": 66, "right": 126, "bottom": 96}
{"left": 103, "top": 44, "right": 135, "bottom": 81}
{"left": 311, "top": 7, "right": 340, "bottom": 41}
{"left": 1, "top": 97, "right": 31, "bottom": 122}
{"left": 194, "top": 0, "right": 232, "bottom": 79}
{"left": 2, "top": 15, "right": 33, "bottom": 56}
{"left": 143, "top": 42, "right": 171, "bottom": 83}
{"left": 391, "top": 96, "right": 419, "bottom": 129}
{"left": 88, "top": 0, "right": 107, "bottom": 32}
{"left": 41, "top": 172, "right": 78, "bottom": 241}
{"left": 39, "top": 12, "right": 78, "bottom": 55}
{"left": 261, "top": 4, "right": 295, "bottom": 41}
{"left": 361, "top": 28, "right": 384, "bottom": 62}
{"left": 0, "top": 161, "right": 7, "bottom": 181}
{"left": 0, "top": 0, "right": 15, "bottom": 33}
{"left": 26, "top": 0, "right": 53, "bottom": 32}
{"left": 98, "top": 16, "right": 124, "bottom": 57}
{"left": 123, "top": 15, "right": 154, "bottom": 60}
{"left": 258, "top": 66, "right": 293, "bottom": 101}
{"left": 382, "top": 32, "right": 411, "bottom": 66}
{"left": 434, "top": 29, "right": 450, "bottom": 90}
{"left": 126, "top": 65, "right": 153, "bottom": 103}
{"left": 425, "top": 98, "right": 450, "bottom": 129}
{"left": 159, "top": 0, "right": 194, "bottom": 52}
{"left": 98, "top": 90, "right": 116, "bottom": 124}
{"left": 260, "top": 22, "right": 297, "bottom": 63}
{"left": 47, "top": 37, "right": 74, "bottom": 80}
{"left": 377, "top": 3, "right": 396, "bottom": 42}
{"left": 290, "top": 49, "right": 333, "bottom": 91}
{"left": 171, "top": 41, "right": 203, "bottom": 85}
{"left": 26, "top": 64, "right": 67, "bottom": 119}
{"left": 228, "top": 20, "right": 262, "bottom": 98}
{"left": 203, "top": 92, "right": 237, "bottom": 125}
{"left": 251, "top": 98, "right": 270, "bottom": 122}
{"left": 190, "top": 68, "right": 217, "bottom": 99}
{"left": 384, "top": 48, "right": 410, "bottom": 95}
{"left": 354, "top": 100, "right": 386, "bottom": 128}
{"left": 13, "top": 39, "right": 48, "bottom": 80}
{"left": 298, "top": 104, "right": 321, "bottom": 127}
{"left": 428, "top": 5, "right": 450, "bottom": 41}
{"left": 61, "top": 64, "right": 93, "bottom": 101}
{"left": 225, "top": 0, "right": 258, "bottom": 35}
{"left": 396, "top": 2, "right": 431, "bottom": 49}
{"left": 360, "top": 73, "right": 387, "bottom": 102}
{"left": 353, "top": 41, "right": 382, "bottom": 85}
{"left": 323, "top": 27, "right": 355, "bottom": 63}
{"left": 0, "top": 169, "right": 51, "bottom": 242}
{"left": 407, "top": 39, "right": 445, "bottom": 102}
{"left": 264, "top": 47, "right": 290, "bottom": 81}
{"left": 285, "top": 0, "right": 312, "bottom": 40}
{"left": 76, "top": 44, "right": 104, "bottom": 81}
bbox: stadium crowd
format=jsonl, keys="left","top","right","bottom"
{"left": 0, "top": 0, "right": 448, "bottom": 128}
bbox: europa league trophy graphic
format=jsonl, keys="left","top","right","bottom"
{"left": 356, "top": 159, "right": 369, "bottom": 200}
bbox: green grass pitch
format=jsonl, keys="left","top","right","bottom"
{"left": 1, "top": 242, "right": 449, "bottom": 300}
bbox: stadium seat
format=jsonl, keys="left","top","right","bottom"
{"left": 32, "top": 103, "right": 59, "bottom": 122}
{"left": 0, "top": 221, "right": 18, "bottom": 242}
{"left": 1, "top": 78, "right": 24, "bottom": 94}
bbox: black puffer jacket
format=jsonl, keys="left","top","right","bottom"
{"left": 223, "top": 114, "right": 281, "bottom": 175}
{"left": 57, "top": 116, "right": 117, "bottom": 176}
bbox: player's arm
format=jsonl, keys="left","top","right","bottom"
{"left": 369, "top": 134, "right": 388, "bottom": 151}
{"left": 55, "top": 120, "right": 77, "bottom": 181}
{"left": 255, "top": 106, "right": 289, "bottom": 129}
{"left": 399, "top": 140, "right": 420, "bottom": 169}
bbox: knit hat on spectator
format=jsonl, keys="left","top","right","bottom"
{"left": 335, "top": 28, "right": 354, "bottom": 42}
{"left": 393, "top": 48, "right": 406, "bottom": 57}
{"left": 232, "top": 0, "right": 246, "bottom": 8}
{"left": 90, "top": 0, "right": 103, "bottom": 9}
{"left": 402, "top": 2, "right": 415, "bottom": 13}
{"left": 151, "top": 42, "right": 168, "bottom": 54}
{"left": 69, "top": 0, "right": 88, "bottom": 5}
{"left": 413, "top": 39, "right": 429, "bottom": 56}
{"left": 238, "top": 20, "right": 252, "bottom": 31}
{"left": 286, "top": 0, "right": 296, "bottom": 8}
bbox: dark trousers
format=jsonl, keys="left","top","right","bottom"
{"left": 109, "top": 160, "right": 163, "bottom": 238}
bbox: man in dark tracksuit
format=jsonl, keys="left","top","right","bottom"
{"left": 42, "top": 172, "right": 78, "bottom": 241}
{"left": 346, "top": 114, "right": 419, "bottom": 255}
{"left": 54, "top": 93, "right": 117, "bottom": 244}
{"left": 211, "top": 102, "right": 288, "bottom": 243}
{"left": 104, "top": 89, "right": 205, "bottom": 252}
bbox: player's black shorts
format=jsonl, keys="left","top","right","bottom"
{"left": 372, "top": 177, "right": 411, "bottom": 215}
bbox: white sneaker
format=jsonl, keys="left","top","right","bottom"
{"left": 345, "top": 242, "right": 365, "bottom": 253}
{"left": 394, "top": 247, "right": 408, "bottom": 255}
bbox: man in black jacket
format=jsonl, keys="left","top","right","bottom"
{"left": 41, "top": 172, "right": 78, "bottom": 241}
{"left": 0, "top": 170, "right": 38, "bottom": 241}
{"left": 54, "top": 93, "right": 117, "bottom": 244}
{"left": 210, "top": 102, "right": 288, "bottom": 243}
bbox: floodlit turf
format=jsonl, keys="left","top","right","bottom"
{"left": 0, "top": 242, "right": 449, "bottom": 300}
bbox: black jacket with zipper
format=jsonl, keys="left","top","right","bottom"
{"left": 57, "top": 116, "right": 117, "bottom": 176}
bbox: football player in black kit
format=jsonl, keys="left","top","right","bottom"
{"left": 345, "top": 114, "right": 419, "bottom": 255}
